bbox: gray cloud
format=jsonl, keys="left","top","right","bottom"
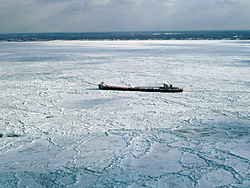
{"left": 0, "top": 0, "right": 250, "bottom": 34}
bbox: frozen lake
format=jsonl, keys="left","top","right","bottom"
{"left": 0, "top": 40, "right": 250, "bottom": 187}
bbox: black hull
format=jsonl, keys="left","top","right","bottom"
{"left": 99, "top": 85, "right": 183, "bottom": 93}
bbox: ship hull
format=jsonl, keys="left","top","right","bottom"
{"left": 99, "top": 85, "right": 183, "bottom": 93}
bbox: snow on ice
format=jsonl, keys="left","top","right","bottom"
{"left": 0, "top": 40, "right": 249, "bottom": 187}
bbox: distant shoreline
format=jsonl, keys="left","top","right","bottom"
{"left": 1, "top": 30, "right": 250, "bottom": 42}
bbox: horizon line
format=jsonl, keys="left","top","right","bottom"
{"left": 1, "top": 29, "right": 250, "bottom": 35}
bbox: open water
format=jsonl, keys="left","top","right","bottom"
{"left": 0, "top": 39, "right": 250, "bottom": 187}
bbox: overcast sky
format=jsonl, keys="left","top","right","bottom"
{"left": 1, "top": 0, "right": 250, "bottom": 34}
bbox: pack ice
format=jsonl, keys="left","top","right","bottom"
{"left": 0, "top": 40, "right": 249, "bottom": 187}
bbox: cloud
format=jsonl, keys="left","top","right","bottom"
{"left": 0, "top": 0, "right": 250, "bottom": 33}
{"left": 174, "top": 0, "right": 250, "bottom": 30}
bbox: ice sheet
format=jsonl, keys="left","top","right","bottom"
{"left": 0, "top": 40, "right": 249, "bottom": 187}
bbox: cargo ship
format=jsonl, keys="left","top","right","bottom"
{"left": 98, "top": 82, "right": 183, "bottom": 93}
